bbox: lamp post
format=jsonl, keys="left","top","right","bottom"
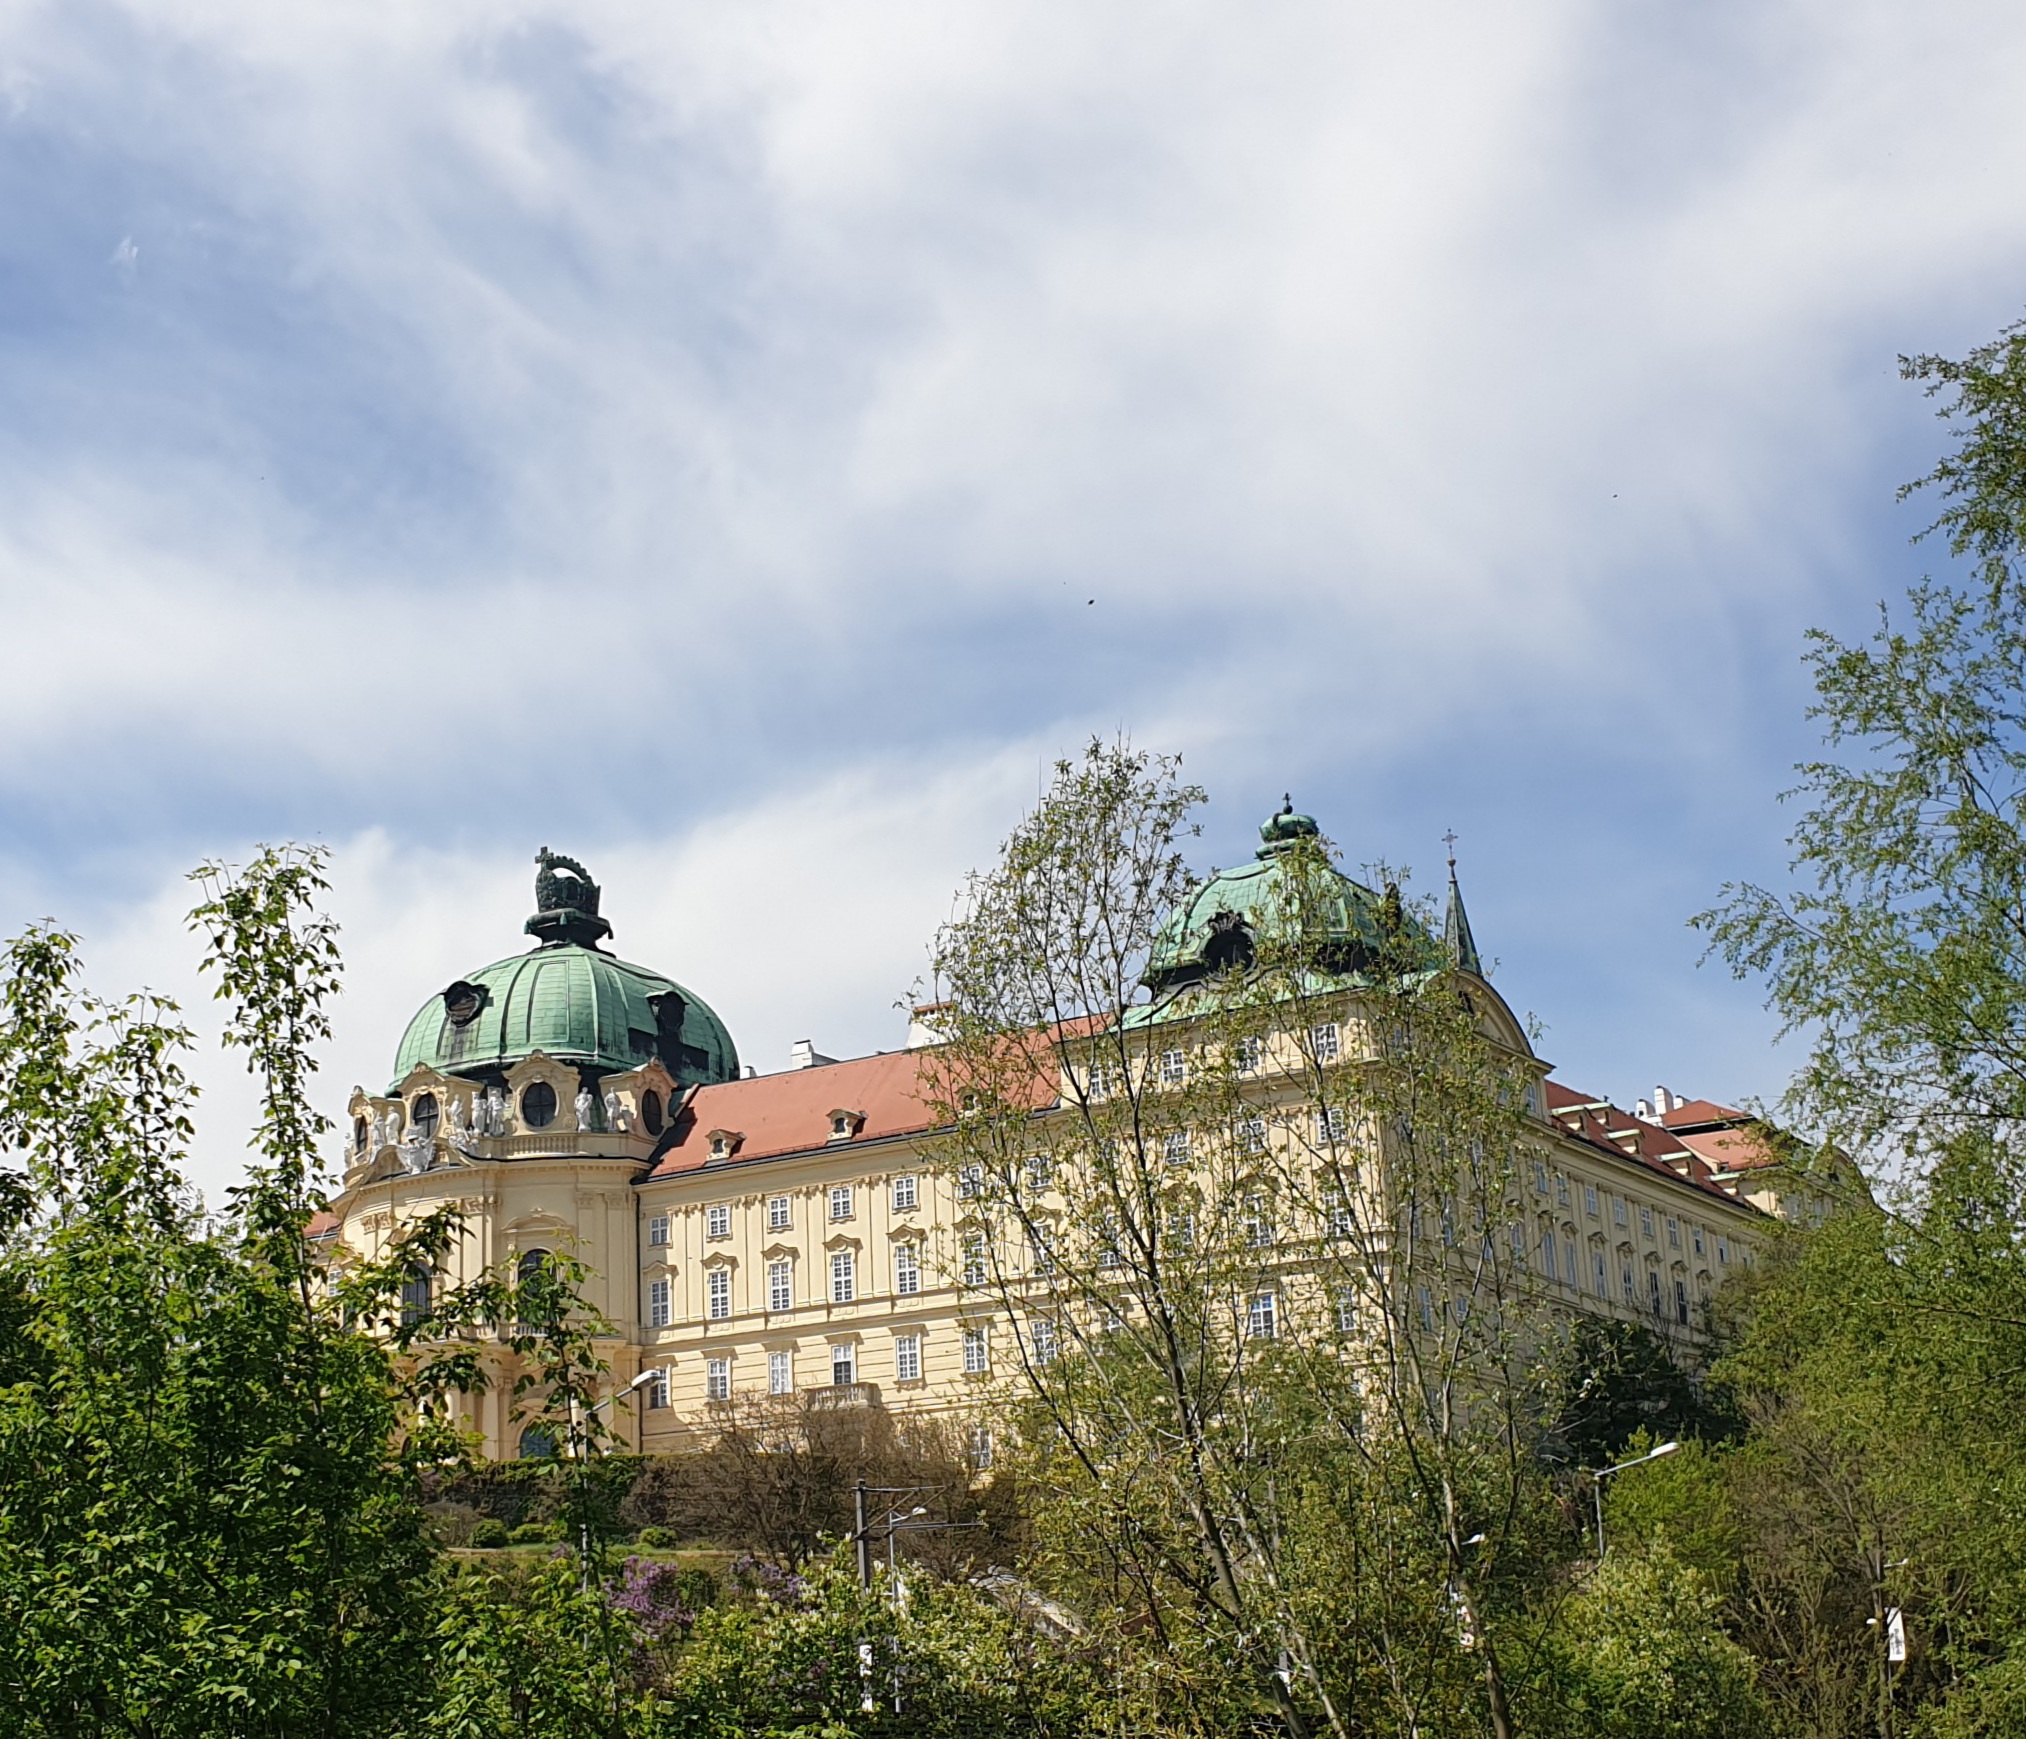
{"left": 567, "top": 1369, "right": 661, "bottom": 1586}
{"left": 1587, "top": 1439, "right": 1679, "bottom": 1557}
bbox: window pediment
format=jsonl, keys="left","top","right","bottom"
{"left": 761, "top": 1241, "right": 799, "bottom": 1261}
{"left": 822, "top": 1232, "right": 861, "bottom": 1252}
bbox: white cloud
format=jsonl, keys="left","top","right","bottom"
{"left": 4, "top": 0, "right": 2026, "bottom": 1162}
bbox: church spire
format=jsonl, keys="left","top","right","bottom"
{"left": 1443, "top": 832, "right": 1483, "bottom": 977}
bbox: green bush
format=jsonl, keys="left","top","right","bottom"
{"left": 634, "top": 1525, "right": 674, "bottom": 1549}
{"left": 469, "top": 1519, "right": 511, "bottom": 1549}
{"left": 510, "top": 1521, "right": 563, "bottom": 1546}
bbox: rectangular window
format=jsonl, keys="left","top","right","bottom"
{"left": 894, "top": 1244, "right": 920, "bottom": 1296}
{"left": 1024, "top": 1152, "right": 1053, "bottom": 1189}
{"left": 1614, "top": 1196, "right": 1627, "bottom": 1226}
{"left": 1324, "top": 1186, "right": 1353, "bottom": 1239}
{"left": 1311, "top": 1021, "right": 1341, "bottom": 1063}
{"left": 768, "top": 1259, "right": 792, "bottom": 1313}
{"left": 1335, "top": 1288, "right": 1356, "bottom": 1333}
{"left": 1316, "top": 1104, "right": 1348, "bottom": 1144}
{"left": 957, "top": 1163, "right": 983, "bottom": 1201}
{"left": 1509, "top": 1222, "right": 1527, "bottom": 1259}
{"left": 1166, "top": 1208, "right": 1196, "bottom": 1252}
{"left": 1029, "top": 1318, "right": 1057, "bottom": 1364}
{"left": 831, "top": 1344, "right": 855, "bottom": 1386}
{"left": 1675, "top": 1278, "right": 1690, "bottom": 1325}
{"left": 768, "top": 1195, "right": 791, "bottom": 1232}
{"left": 830, "top": 1250, "right": 855, "bottom": 1303}
{"left": 829, "top": 1186, "right": 853, "bottom": 1222}
{"left": 1593, "top": 1250, "right": 1608, "bottom": 1293}
{"left": 962, "top": 1234, "right": 987, "bottom": 1288}
{"left": 1667, "top": 1217, "right": 1680, "bottom": 1248}
{"left": 648, "top": 1276, "right": 671, "bottom": 1328}
{"left": 706, "top": 1203, "right": 730, "bottom": 1240}
{"left": 1640, "top": 1205, "right": 1654, "bottom": 1238}
{"left": 1717, "top": 1236, "right": 1729, "bottom": 1265}
{"left": 705, "top": 1357, "right": 729, "bottom": 1402}
{"left": 1648, "top": 1268, "right": 1663, "bottom": 1314}
{"left": 1237, "top": 1115, "right": 1267, "bottom": 1156}
{"left": 1583, "top": 1184, "right": 1598, "bottom": 1218}
{"left": 1243, "top": 1195, "right": 1273, "bottom": 1248}
{"left": 768, "top": 1349, "right": 792, "bottom": 1395}
{"left": 1622, "top": 1263, "right": 1635, "bottom": 1300}
{"left": 648, "top": 1213, "right": 670, "bottom": 1247}
{"left": 1238, "top": 1034, "right": 1264, "bottom": 1074}
{"left": 969, "top": 1424, "right": 993, "bottom": 1470}
{"left": 892, "top": 1174, "right": 918, "bottom": 1212}
{"left": 706, "top": 1268, "right": 730, "bottom": 1320}
{"left": 1247, "top": 1291, "right": 1277, "bottom": 1340}
{"left": 1540, "top": 1232, "right": 1558, "bottom": 1282}
{"left": 1159, "top": 1047, "right": 1188, "bottom": 1084}
{"left": 963, "top": 1324, "right": 989, "bottom": 1373}
{"left": 1029, "top": 1229, "right": 1054, "bottom": 1276}
{"left": 1417, "top": 1286, "right": 1434, "bottom": 1330}
{"left": 1533, "top": 1162, "right": 1548, "bottom": 1194}
{"left": 645, "top": 1368, "right": 668, "bottom": 1410}
{"left": 1692, "top": 1225, "right": 1704, "bottom": 1256}
{"left": 894, "top": 1334, "right": 922, "bottom": 1383}
{"left": 1163, "top": 1129, "right": 1192, "bottom": 1166}
{"left": 1555, "top": 1174, "right": 1570, "bottom": 1207}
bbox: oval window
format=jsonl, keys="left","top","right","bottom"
{"left": 518, "top": 1424, "right": 557, "bottom": 1460}
{"left": 521, "top": 1081, "right": 557, "bottom": 1129}
{"left": 641, "top": 1089, "right": 663, "bottom": 1136}
{"left": 410, "top": 1093, "right": 439, "bottom": 1140}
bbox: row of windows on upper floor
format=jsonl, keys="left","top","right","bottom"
{"left": 1529, "top": 1163, "right": 1734, "bottom": 1262}
{"left": 646, "top": 1178, "right": 921, "bottom": 1249}
{"left": 1075, "top": 1027, "right": 1546, "bottom": 1114}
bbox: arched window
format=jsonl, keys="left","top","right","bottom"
{"left": 410, "top": 1093, "right": 439, "bottom": 1140}
{"left": 353, "top": 1115, "right": 368, "bottom": 1153}
{"left": 521, "top": 1082, "right": 557, "bottom": 1130}
{"left": 399, "top": 1267, "right": 432, "bottom": 1328}
{"left": 641, "top": 1089, "right": 663, "bottom": 1137}
{"left": 515, "top": 1247, "right": 552, "bottom": 1337}
{"left": 518, "top": 1424, "right": 557, "bottom": 1460}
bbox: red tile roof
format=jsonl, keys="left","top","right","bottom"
{"left": 646, "top": 1051, "right": 943, "bottom": 1177}
{"left": 1543, "top": 1079, "right": 1752, "bottom": 1205}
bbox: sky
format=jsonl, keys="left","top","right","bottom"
{"left": 3, "top": 0, "right": 2026, "bottom": 1200}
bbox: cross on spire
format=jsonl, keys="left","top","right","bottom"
{"left": 1442, "top": 828, "right": 1459, "bottom": 868}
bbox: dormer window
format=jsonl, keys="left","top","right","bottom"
{"left": 706, "top": 1129, "right": 742, "bottom": 1161}
{"left": 828, "top": 1109, "right": 864, "bottom": 1141}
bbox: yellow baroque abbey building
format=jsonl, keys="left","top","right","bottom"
{"left": 323, "top": 827, "right": 1806, "bottom": 1461}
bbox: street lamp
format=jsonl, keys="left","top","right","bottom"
{"left": 1587, "top": 1439, "right": 1679, "bottom": 1557}
{"left": 566, "top": 1370, "right": 662, "bottom": 1584}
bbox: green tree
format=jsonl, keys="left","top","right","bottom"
{"left": 1530, "top": 1537, "right": 1770, "bottom": 1739}
{"left": 921, "top": 741, "right": 1572, "bottom": 1739}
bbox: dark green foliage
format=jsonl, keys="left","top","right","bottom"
{"left": 470, "top": 1519, "right": 512, "bottom": 1549}
{"left": 1553, "top": 1321, "right": 1742, "bottom": 1467}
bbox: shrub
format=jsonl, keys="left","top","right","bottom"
{"left": 469, "top": 1519, "right": 511, "bottom": 1549}
{"left": 510, "top": 1520, "right": 563, "bottom": 1546}
{"left": 635, "top": 1525, "right": 674, "bottom": 1549}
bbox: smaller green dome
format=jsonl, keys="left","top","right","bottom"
{"left": 388, "top": 854, "right": 738, "bottom": 1091}
{"left": 1144, "top": 799, "right": 1430, "bottom": 993}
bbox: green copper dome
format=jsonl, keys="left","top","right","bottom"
{"left": 1143, "top": 799, "right": 1433, "bottom": 994}
{"left": 388, "top": 851, "right": 738, "bottom": 1091}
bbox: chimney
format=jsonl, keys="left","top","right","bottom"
{"left": 907, "top": 1001, "right": 955, "bottom": 1049}
{"left": 790, "top": 1039, "right": 838, "bottom": 1071}
{"left": 1635, "top": 1098, "right": 1655, "bottom": 1121}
